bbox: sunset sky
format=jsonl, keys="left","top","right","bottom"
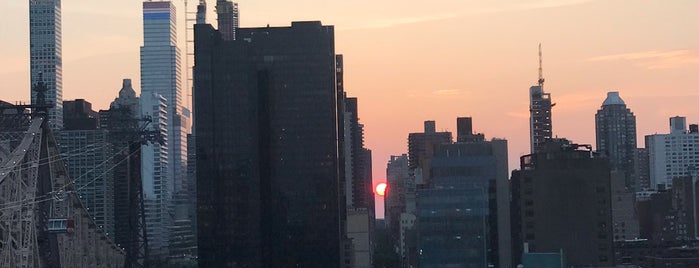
{"left": 3, "top": 0, "right": 699, "bottom": 216}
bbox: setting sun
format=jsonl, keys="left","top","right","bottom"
{"left": 375, "top": 182, "right": 387, "bottom": 196}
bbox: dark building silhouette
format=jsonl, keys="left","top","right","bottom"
{"left": 99, "top": 79, "right": 142, "bottom": 253}
{"left": 63, "top": 99, "right": 99, "bottom": 130}
{"left": 194, "top": 21, "right": 344, "bottom": 267}
{"left": 408, "top": 121, "right": 452, "bottom": 184}
{"left": 637, "top": 177, "right": 699, "bottom": 242}
{"left": 610, "top": 170, "right": 639, "bottom": 241}
{"left": 344, "top": 97, "right": 374, "bottom": 211}
{"left": 528, "top": 45, "right": 553, "bottom": 154}
{"left": 215, "top": 0, "right": 238, "bottom": 41}
{"left": 595, "top": 91, "right": 637, "bottom": 190}
{"left": 385, "top": 154, "right": 408, "bottom": 243}
{"left": 634, "top": 148, "right": 651, "bottom": 190}
{"left": 456, "top": 117, "right": 484, "bottom": 142}
{"left": 417, "top": 135, "right": 511, "bottom": 268}
{"left": 511, "top": 139, "right": 614, "bottom": 267}
{"left": 637, "top": 188, "right": 673, "bottom": 241}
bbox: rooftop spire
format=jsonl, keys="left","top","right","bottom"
{"left": 538, "top": 43, "right": 545, "bottom": 88}
{"left": 34, "top": 72, "right": 48, "bottom": 107}
{"left": 196, "top": 0, "right": 207, "bottom": 24}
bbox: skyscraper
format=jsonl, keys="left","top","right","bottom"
{"left": 100, "top": 79, "right": 144, "bottom": 262}
{"left": 140, "top": 1, "right": 187, "bottom": 260}
{"left": 30, "top": 0, "right": 63, "bottom": 130}
{"left": 595, "top": 91, "right": 637, "bottom": 189}
{"left": 141, "top": 0, "right": 187, "bottom": 192}
{"left": 529, "top": 45, "right": 553, "bottom": 154}
{"left": 345, "top": 97, "right": 374, "bottom": 210}
{"left": 215, "top": 0, "right": 239, "bottom": 40}
{"left": 195, "top": 21, "right": 343, "bottom": 267}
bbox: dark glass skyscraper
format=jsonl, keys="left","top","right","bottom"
{"left": 194, "top": 21, "right": 343, "bottom": 267}
{"left": 417, "top": 137, "right": 510, "bottom": 268}
{"left": 595, "top": 91, "right": 637, "bottom": 189}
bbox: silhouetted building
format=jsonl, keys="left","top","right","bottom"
{"left": 215, "top": 0, "right": 238, "bottom": 40}
{"left": 637, "top": 176, "right": 699, "bottom": 242}
{"left": 670, "top": 176, "right": 699, "bottom": 240}
{"left": 408, "top": 121, "right": 452, "bottom": 184}
{"left": 344, "top": 97, "right": 374, "bottom": 211}
{"left": 30, "top": 0, "right": 63, "bottom": 129}
{"left": 596, "top": 92, "right": 637, "bottom": 191}
{"left": 418, "top": 136, "right": 511, "bottom": 268}
{"left": 456, "top": 117, "right": 484, "bottom": 142}
{"left": 636, "top": 188, "right": 674, "bottom": 241}
{"left": 342, "top": 94, "right": 374, "bottom": 268}
{"left": 100, "top": 79, "right": 141, "bottom": 251}
{"left": 634, "top": 148, "right": 651, "bottom": 190}
{"left": 63, "top": 99, "right": 99, "bottom": 130}
{"left": 385, "top": 155, "right": 408, "bottom": 239}
{"left": 610, "top": 170, "right": 640, "bottom": 241}
{"left": 194, "top": 21, "right": 343, "bottom": 267}
{"left": 511, "top": 139, "right": 614, "bottom": 267}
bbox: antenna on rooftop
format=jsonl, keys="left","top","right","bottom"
{"left": 538, "top": 43, "right": 545, "bottom": 88}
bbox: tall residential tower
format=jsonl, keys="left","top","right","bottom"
{"left": 215, "top": 0, "right": 239, "bottom": 40}
{"left": 595, "top": 91, "right": 637, "bottom": 189}
{"left": 529, "top": 44, "right": 553, "bottom": 154}
{"left": 30, "top": 0, "right": 63, "bottom": 129}
{"left": 141, "top": 1, "right": 186, "bottom": 261}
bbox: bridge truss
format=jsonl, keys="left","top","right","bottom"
{"left": 0, "top": 107, "right": 125, "bottom": 267}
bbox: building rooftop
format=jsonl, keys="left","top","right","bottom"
{"left": 602, "top": 91, "right": 626, "bottom": 106}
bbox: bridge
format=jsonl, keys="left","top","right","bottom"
{"left": 0, "top": 105, "right": 126, "bottom": 267}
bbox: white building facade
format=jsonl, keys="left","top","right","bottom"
{"left": 140, "top": 92, "right": 171, "bottom": 259}
{"left": 646, "top": 116, "right": 699, "bottom": 189}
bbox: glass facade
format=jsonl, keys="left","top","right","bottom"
{"left": 140, "top": 1, "right": 185, "bottom": 260}
{"left": 194, "top": 21, "right": 342, "bottom": 267}
{"left": 30, "top": 0, "right": 63, "bottom": 130}
{"left": 417, "top": 145, "right": 496, "bottom": 268}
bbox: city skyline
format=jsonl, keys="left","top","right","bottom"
{"left": 4, "top": 1, "right": 699, "bottom": 217}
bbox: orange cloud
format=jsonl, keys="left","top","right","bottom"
{"left": 587, "top": 49, "right": 699, "bottom": 69}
